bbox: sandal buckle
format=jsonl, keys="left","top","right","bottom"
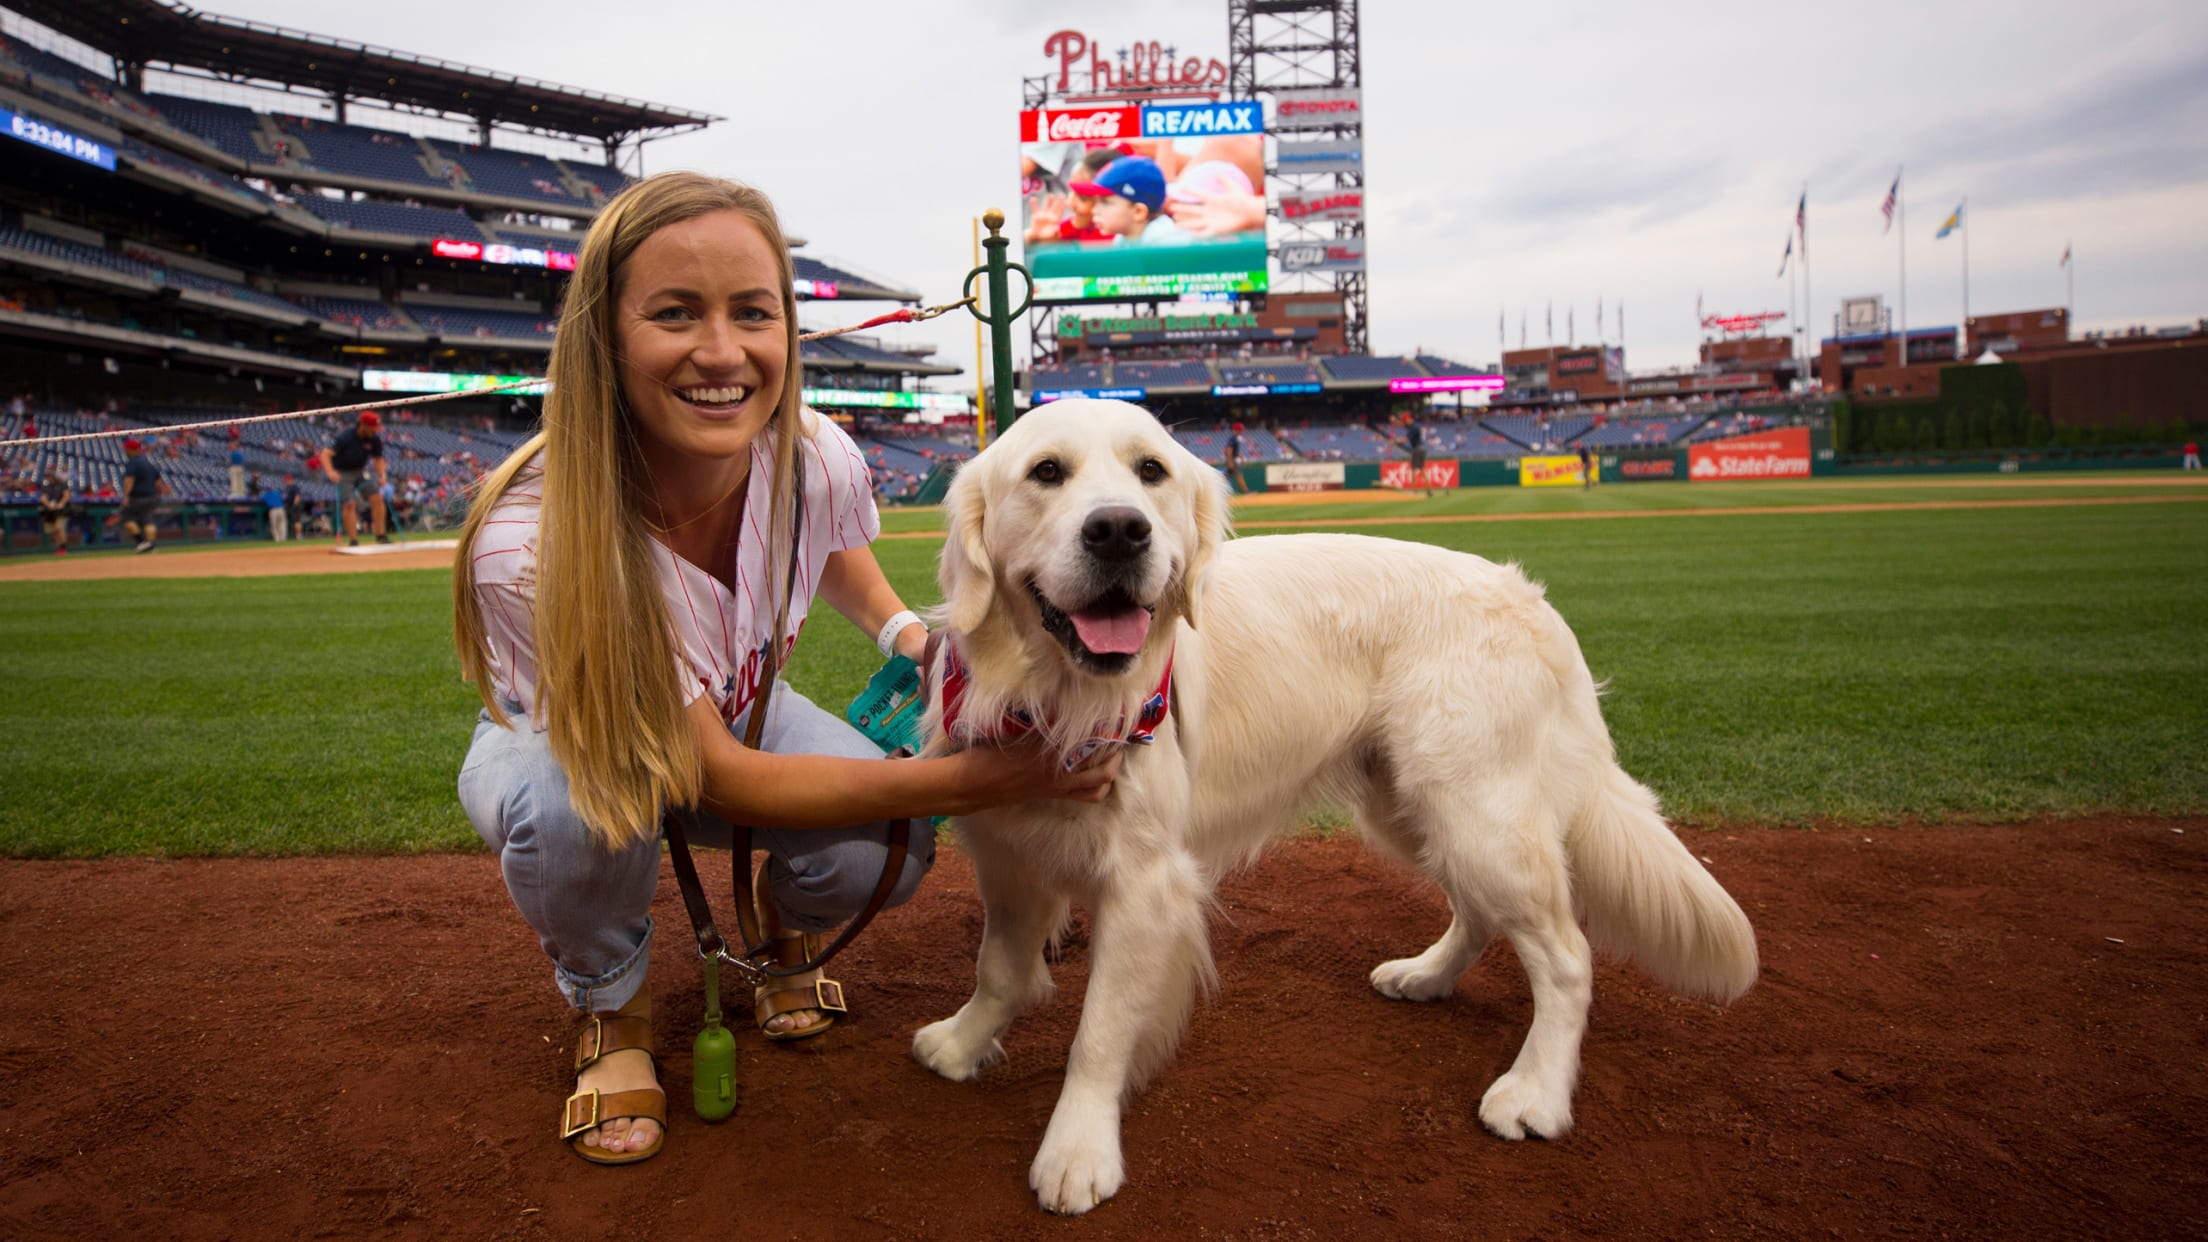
{"left": 814, "top": 979, "right": 847, "bottom": 1014}
{"left": 575, "top": 1016, "right": 605, "bottom": 1069}
{"left": 561, "top": 1090, "right": 601, "bottom": 1139}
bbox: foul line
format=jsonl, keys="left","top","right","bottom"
{"left": 875, "top": 491, "right": 2208, "bottom": 539}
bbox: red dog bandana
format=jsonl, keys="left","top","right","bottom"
{"left": 938, "top": 637, "right": 1174, "bottom": 770}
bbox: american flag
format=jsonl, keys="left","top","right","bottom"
{"left": 1779, "top": 232, "right": 1794, "bottom": 277}
{"left": 1795, "top": 189, "right": 1807, "bottom": 255}
{"left": 2060, "top": 243, "right": 2072, "bottom": 267}
{"left": 1880, "top": 171, "right": 1900, "bottom": 234}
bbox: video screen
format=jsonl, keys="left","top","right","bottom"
{"left": 1019, "top": 104, "right": 1268, "bottom": 303}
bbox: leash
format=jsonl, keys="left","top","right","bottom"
{"left": 661, "top": 458, "right": 913, "bottom": 1120}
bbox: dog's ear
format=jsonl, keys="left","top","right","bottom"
{"left": 1179, "top": 445, "right": 1232, "bottom": 631}
{"left": 938, "top": 457, "right": 994, "bottom": 634}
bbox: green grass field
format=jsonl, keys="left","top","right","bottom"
{"left": 3, "top": 478, "right": 2203, "bottom": 856}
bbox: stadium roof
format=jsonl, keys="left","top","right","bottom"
{"left": 9, "top": 0, "right": 722, "bottom": 143}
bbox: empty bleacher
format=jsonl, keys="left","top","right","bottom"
{"left": 271, "top": 115, "right": 445, "bottom": 187}
{"left": 1281, "top": 423, "right": 1395, "bottom": 460}
{"left": 408, "top": 305, "right": 551, "bottom": 340}
{"left": 295, "top": 196, "right": 488, "bottom": 242}
{"left": 431, "top": 141, "right": 580, "bottom": 207}
{"left": 1218, "top": 361, "right": 1320, "bottom": 385}
{"left": 563, "top": 161, "right": 630, "bottom": 200}
{"left": 1112, "top": 359, "right": 1214, "bottom": 388}
{"left": 1172, "top": 426, "right": 1289, "bottom": 465}
{"left": 1320, "top": 354, "right": 1426, "bottom": 382}
{"left": 1030, "top": 364, "right": 1108, "bottom": 391}
{"left": 288, "top": 295, "right": 417, "bottom": 333}
{"left": 148, "top": 95, "right": 272, "bottom": 164}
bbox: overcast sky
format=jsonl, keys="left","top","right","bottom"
{"left": 42, "top": 0, "right": 2208, "bottom": 380}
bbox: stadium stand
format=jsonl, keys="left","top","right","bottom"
{"left": 1172, "top": 426, "right": 1289, "bottom": 464}
{"left": 285, "top": 295, "right": 418, "bottom": 333}
{"left": 1218, "top": 362, "right": 1321, "bottom": 385}
{"left": 1112, "top": 359, "right": 1214, "bottom": 388}
{"left": 1320, "top": 354, "right": 1427, "bottom": 382}
{"left": 429, "top": 141, "right": 581, "bottom": 207}
{"left": 1281, "top": 423, "right": 1396, "bottom": 461}
{"left": 294, "top": 196, "right": 489, "bottom": 242}
{"left": 1030, "top": 364, "right": 1108, "bottom": 391}
{"left": 1420, "top": 421, "right": 1519, "bottom": 458}
{"left": 270, "top": 115, "right": 447, "bottom": 188}
{"left": 408, "top": 305, "right": 553, "bottom": 341}
{"left": 563, "top": 161, "right": 630, "bottom": 201}
{"left": 146, "top": 94, "right": 271, "bottom": 164}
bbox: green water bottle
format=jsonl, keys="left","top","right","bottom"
{"left": 693, "top": 956, "right": 738, "bottom": 1122}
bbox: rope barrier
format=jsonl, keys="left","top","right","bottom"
{"left": 0, "top": 295, "right": 977, "bottom": 450}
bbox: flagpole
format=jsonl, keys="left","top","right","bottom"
{"left": 1802, "top": 189, "right": 1813, "bottom": 380}
{"left": 2066, "top": 243, "right": 2074, "bottom": 334}
{"left": 1898, "top": 166, "right": 1908, "bottom": 369}
{"left": 1960, "top": 195, "right": 1970, "bottom": 356}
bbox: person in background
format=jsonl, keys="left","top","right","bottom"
{"left": 1223, "top": 421, "right": 1247, "bottom": 495}
{"left": 262, "top": 476, "right": 289, "bottom": 542}
{"left": 324, "top": 411, "right": 390, "bottom": 546}
{"left": 119, "top": 438, "right": 163, "bottom": 553}
{"left": 1578, "top": 443, "right": 1595, "bottom": 490}
{"left": 227, "top": 427, "right": 248, "bottom": 499}
{"left": 38, "top": 465, "right": 72, "bottom": 555}
{"left": 2184, "top": 438, "right": 2201, "bottom": 471}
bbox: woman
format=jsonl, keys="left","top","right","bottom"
{"left": 453, "top": 172, "right": 1117, "bottom": 1166}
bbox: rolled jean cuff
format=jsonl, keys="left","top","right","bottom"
{"left": 558, "top": 916, "right": 654, "bottom": 1014}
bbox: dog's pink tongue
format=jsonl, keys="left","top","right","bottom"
{"left": 1070, "top": 605, "right": 1151, "bottom": 655}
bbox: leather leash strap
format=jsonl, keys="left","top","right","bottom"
{"left": 663, "top": 471, "right": 912, "bottom": 981}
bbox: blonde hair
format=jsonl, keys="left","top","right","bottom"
{"left": 454, "top": 171, "right": 810, "bottom": 850}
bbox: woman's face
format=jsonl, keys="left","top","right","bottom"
{"left": 615, "top": 209, "right": 788, "bottom": 465}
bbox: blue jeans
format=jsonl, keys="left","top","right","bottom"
{"left": 457, "top": 681, "right": 936, "bottom": 1013}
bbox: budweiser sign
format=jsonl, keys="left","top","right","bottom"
{"left": 1020, "top": 106, "right": 1140, "bottom": 142}
{"left": 1042, "top": 30, "right": 1229, "bottom": 94}
{"left": 1688, "top": 426, "right": 1811, "bottom": 481}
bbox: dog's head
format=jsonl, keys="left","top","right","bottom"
{"left": 939, "top": 399, "right": 1229, "bottom": 678}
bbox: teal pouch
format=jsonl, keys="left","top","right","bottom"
{"left": 846, "top": 653, "right": 926, "bottom": 758}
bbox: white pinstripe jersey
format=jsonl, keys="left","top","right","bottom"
{"left": 470, "top": 409, "right": 880, "bottom": 730}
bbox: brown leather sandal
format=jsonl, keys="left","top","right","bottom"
{"left": 560, "top": 992, "right": 666, "bottom": 1165}
{"left": 753, "top": 866, "right": 846, "bottom": 1042}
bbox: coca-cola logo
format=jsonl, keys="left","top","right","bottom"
{"left": 1020, "top": 106, "right": 1140, "bottom": 142}
{"left": 1042, "top": 29, "right": 1229, "bottom": 94}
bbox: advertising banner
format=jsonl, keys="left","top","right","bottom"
{"left": 1381, "top": 459, "right": 1460, "bottom": 490}
{"left": 2, "top": 106, "right": 116, "bottom": 171}
{"left": 1519, "top": 455, "right": 1593, "bottom": 488}
{"left": 1273, "top": 138, "right": 1362, "bottom": 175}
{"left": 1265, "top": 462, "right": 1346, "bottom": 492}
{"left": 1021, "top": 105, "right": 1268, "bottom": 303}
{"left": 1277, "top": 189, "right": 1364, "bottom": 224}
{"left": 1389, "top": 375, "right": 1505, "bottom": 394}
{"left": 361, "top": 369, "right": 547, "bottom": 395}
{"left": 1271, "top": 88, "right": 1363, "bottom": 131}
{"left": 1279, "top": 237, "right": 1365, "bottom": 273}
{"left": 1034, "top": 386, "right": 1147, "bottom": 403}
{"left": 800, "top": 388, "right": 970, "bottom": 412}
{"left": 1614, "top": 455, "right": 1682, "bottom": 482}
{"left": 1688, "top": 426, "right": 1811, "bottom": 481}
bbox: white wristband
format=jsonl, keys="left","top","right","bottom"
{"left": 877, "top": 609, "right": 924, "bottom": 658}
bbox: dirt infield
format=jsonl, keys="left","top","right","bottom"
{"left": 4, "top": 817, "right": 2203, "bottom": 1239}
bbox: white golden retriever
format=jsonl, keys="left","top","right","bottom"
{"left": 912, "top": 398, "right": 1758, "bottom": 1215}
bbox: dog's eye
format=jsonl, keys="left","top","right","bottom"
{"left": 1028, "top": 458, "right": 1063, "bottom": 486}
{"left": 1138, "top": 458, "right": 1167, "bottom": 485}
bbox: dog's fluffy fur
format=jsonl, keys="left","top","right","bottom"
{"left": 913, "top": 399, "right": 1758, "bottom": 1215}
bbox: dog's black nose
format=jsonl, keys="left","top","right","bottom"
{"left": 1081, "top": 506, "right": 1151, "bottom": 563}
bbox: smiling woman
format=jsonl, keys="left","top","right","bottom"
{"left": 445, "top": 171, "right": 1121, "bottom": 1167}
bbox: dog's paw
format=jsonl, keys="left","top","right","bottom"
{"left": 1029, "top": 1112, "right": 1125, "bottom": 1216}
{"left": 911, "top": 1018, "right": 1003, "bottom": 1082}
{"left": 1370, "top": 955, "right": 1457, "bottom": 1002}
{"left": 1478, "top": 1070, "right": 1575, "bottom": 1140}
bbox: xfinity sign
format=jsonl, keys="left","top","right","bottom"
{"left": 1141, "top": 102, "right": 1263, "bottom": 138}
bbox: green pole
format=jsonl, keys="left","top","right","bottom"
{"left": 966, "top": 208, "right": 1033, "bottom": 439}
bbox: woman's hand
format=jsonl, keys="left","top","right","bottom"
{"left": 943, "top": 739, "right": 1123, "bottom": 814}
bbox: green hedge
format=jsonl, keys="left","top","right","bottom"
{"left": 1838, "top": 362, "right": 2193, "bottom": 455}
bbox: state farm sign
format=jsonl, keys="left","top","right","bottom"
{"left": 1688, "top": 426, "right": 1811, "bottom": 481}
{"left": 1020, "top": 106, "right": 1140, "bottom": 143}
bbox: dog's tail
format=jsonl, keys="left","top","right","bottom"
{"left": 1566, "top": 762, "right": 1759, "bottom": 1003}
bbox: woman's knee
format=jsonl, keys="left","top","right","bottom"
{"left": 769, "top": 825, "right": 936, "bottom": 929}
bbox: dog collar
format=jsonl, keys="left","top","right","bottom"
{"left": 938, "top": 637, "right": 1174, "bottom": 770}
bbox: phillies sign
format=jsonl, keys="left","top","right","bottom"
{"left": 1021, "top": 106, "right": 1140, "bottom": 142}
{"left": 1042, "top": 29, "right": 1229, "bottom": 94}
{"left": 1688, "top": 426, "right": 1811, "bottom": 480}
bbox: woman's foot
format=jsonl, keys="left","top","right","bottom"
{"left": 562, "top": 992, "right": 666, "bottom": 1163}
{"left": 754, "top": 865, "right": 843, "bottom": 1040}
